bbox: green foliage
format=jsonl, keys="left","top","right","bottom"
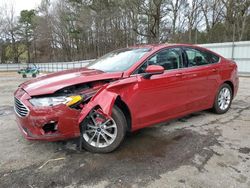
{"left": 19, "top": 10, "right": 36, "bottom": 24}
{"left": 3, "top": 43, "right": 27, "bottom": 63}
{"left": 18, "top": 10, "right": 37, "bottom": 63}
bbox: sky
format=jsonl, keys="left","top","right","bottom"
{"left": 0, "top": 0, "right": 41, "bottom": 16}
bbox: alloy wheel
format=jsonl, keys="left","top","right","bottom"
{"left": 82, "top": 111, "right": 118, "bottom": 148}
{"left": 218, "top": 87, "right": 231, "bottom": 110}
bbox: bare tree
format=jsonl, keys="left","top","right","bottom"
{"left": 129, "top": 0, "right": 170, "bottom": 43}
{"left": 0, "top": 0, "right": 250, "bottom": 63}
{"left": 235, "top": 0, "right": 250, "bottom": 41}
{"left": 221, "top": 0, "right": 250, "bottom": 41}
{"left": 186, "top": 0, "right": 203, "bottom": 43}
{"left": 1, "top": 4, "right": 23, "bottom": 63}
{"left": 201, "top": 0, "right": 224, "bottom": 32}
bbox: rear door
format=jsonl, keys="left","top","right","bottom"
{"left": 182, "top": 47, "right": 217, "bottom": 111}
{"left": 201, "top": 50, "right": 222, "bottom": 105}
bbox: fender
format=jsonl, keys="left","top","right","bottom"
{"left": 78, "top": 86, "right": 118, "bottom": 124}
{"left": 78, "top": 76, "right": 138, "bottom": 125}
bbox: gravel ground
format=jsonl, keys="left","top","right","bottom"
{"left": 0, "top": 72, "right": 249, "bottom": 188}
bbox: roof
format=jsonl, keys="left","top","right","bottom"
{"left": 130, "top": 43, "right": 197, "bottom": 49}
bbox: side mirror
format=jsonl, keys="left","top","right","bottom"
{"left": 143, "top": 65, "right": 164, "bottom": 79}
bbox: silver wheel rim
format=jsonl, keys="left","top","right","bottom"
{"left": 83, "top": 111, "right": 117, "bottom": 148}
{"left": 218, "top": 87, "right": 231, "bottom": 110}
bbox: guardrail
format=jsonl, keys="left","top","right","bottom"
{"left": 0, "top": 60, "right": 94, "bottom": 72}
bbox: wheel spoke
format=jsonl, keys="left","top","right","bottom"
{"left": 104, "top": 124, "right": 116, "bottom": 129}
{"left": 101, "top": 133, "right": 109, "bottom": 144}
{"left": 96, "top": 133, "right": 100, "bottom": 147}
{"left": 87, "top": 124, "right": 97, "bottom": 129}
{"left": 224, "top": 90, "right": 229, "bottom": 98}
{"left": 224, "top": 90, "right": 227, "bottom": 97}
{"left": 223, "top": 88, "right": 226, "bottom": 95}
{"left": 85, "top": 129, "right": 95, "bottom": 133}
{"left": 225, "top": 103, "right": 228, "bottom": 108}
{"left": 103, "top": 119, "right": 111, "bottom": 126}
{"left": 90, "top": 114, "right": 97, "bottom": 125}
{"left": 224, "top": 103, "right": 227, "bottom": 109}
{"left": 88, "top": 131, "right": 97, "bottom": 144}
{"left": 102, "top": 129, "right": 115, "bottom": 138}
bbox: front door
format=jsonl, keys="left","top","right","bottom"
{"left": 130, "top": 48, "right": 189, "bottom": 129}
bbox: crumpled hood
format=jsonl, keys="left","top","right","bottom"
{"left": 19, "top": 67, "right": 123, "bottom": 96}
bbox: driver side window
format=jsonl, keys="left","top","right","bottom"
{"left": 135, "top": 48, "right": 182, "bottom": 74}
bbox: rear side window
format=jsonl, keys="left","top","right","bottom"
{"left": 184, "top": 48, "right": 220, "bottom": 67}
{"left": 184, "top": 48, "right": 209, "bottom": 66}
{"left": 204, "top": 51, "right": 220, "bottom": 64}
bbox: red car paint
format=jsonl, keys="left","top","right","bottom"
{"left": 14, "top": 44, "right": 239, "bottom": 141}
{"left": 20, "top": 68, "right": 123, "bottom": 96}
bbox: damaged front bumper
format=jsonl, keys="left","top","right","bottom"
{"left": 14, "top": 88, "right": 82, "bottom": 141}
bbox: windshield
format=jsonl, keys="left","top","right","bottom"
{"left": 87, "top": 48, "right": 151, "bottom": 72}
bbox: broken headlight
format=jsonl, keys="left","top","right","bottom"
{"left": 29, "top": 95, "right": 83, "bottom": 107}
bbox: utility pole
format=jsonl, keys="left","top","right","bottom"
{"left": 231, "top": 23, "right": 235, "bottom": 60}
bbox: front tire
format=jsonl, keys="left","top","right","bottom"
{"left": 80, "top": 106, "right": 127, "bottom": 153}
{"left": 212, "top": 83, "right": 232, "bottom": 114}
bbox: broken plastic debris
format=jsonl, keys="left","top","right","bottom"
{"left": 38, "top": 157, "right": 66, "bottom": 169}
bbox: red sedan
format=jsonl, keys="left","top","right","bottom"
{"left": 14, "top": 44, "right": 239, "bottom": 153}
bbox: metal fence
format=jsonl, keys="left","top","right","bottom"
{"left": 1, "top": 41, "right": 250, "bottom": 74}
{"left": 199, "top": 41, "right": 250, "bottom": 74}
{"left": 0, "top": 60, "right": 94, "bottom": 72}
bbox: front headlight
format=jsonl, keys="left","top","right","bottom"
{"left": 29, "top": 95, "right": 82, "bottom": 107}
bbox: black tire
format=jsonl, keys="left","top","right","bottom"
{"left": 22, "top": 74, "right": 27, "bottom": 78}
{"left": 212, "top": 83, "right": 233, "bottom": 114}
{"left": 80, "top": 105, "right": 127, "bottom": 153}
{"left": 32, "top": 74, "right": 36, "bottom": 78}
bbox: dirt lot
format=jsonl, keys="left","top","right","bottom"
{"left": 0, "top": 73, "right": 250, "bottom": 188}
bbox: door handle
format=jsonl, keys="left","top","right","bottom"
{"left": 175, "top": 73, "right": 198, "bottom": 78}
{"left": 212, "top": 68, "right": 218, "bottom": 73}
{"left": 175, "top": 73, "right": 183, "bottom": 77}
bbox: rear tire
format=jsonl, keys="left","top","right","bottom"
{"left": 212, "top": 83, "right": 232, "bottom": 114}
{"left": 32, "top": 73, "right": 36, "bottom": 78}
{"left": 80, "top": 106, "right": 127, "bottom": 153}
{"left": 22, "top": 74, "right": 27, "bottom": 78}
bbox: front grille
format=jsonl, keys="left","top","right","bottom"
{"left": 14, "top": 97, "right": 29, "bottom": 117}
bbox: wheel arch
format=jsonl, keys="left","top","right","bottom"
{"left": 223, "top": 80, "right": 234, "bottom": 97}
{"left": 78, "top": 87, "right": 132, "bottom": 130}
{"left": 114, "top": 96, "right": 132, "bottom": 132}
